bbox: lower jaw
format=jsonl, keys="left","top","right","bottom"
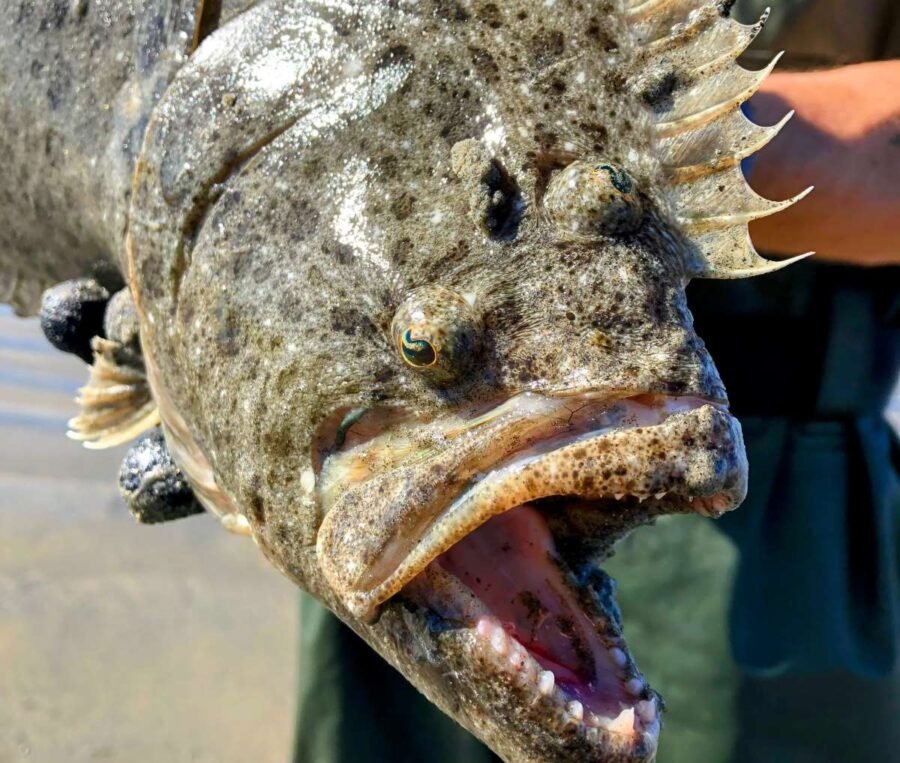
{"left": 399, "top": 503, "right": 661, "bottom": 744}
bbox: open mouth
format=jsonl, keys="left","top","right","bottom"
{"left": 315, "top": 392, "right": 746, "bottom": 759}
{"left": 405, "top": 501, "right": 660, "bottom": 744}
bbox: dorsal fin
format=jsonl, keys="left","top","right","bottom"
{"left": 628, "top": 0, "right": 814, "bottom": 278}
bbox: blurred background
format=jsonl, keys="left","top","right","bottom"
{"left": 0, "top": 306, "right": 297, "bottom": 762}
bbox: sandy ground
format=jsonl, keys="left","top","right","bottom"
{"left": 0, "top": 309, "right": 298, "bottom": 763}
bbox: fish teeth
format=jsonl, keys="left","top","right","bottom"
{"left": 567, "top": 700, "right": 584, "bottom": 722}
{"left": 625, "top": 677, "right": 644, "bottom": 696}
{"left": 475, "top": 619, "right": 493, "bottom": 639}
{"left": 609, "top": 646, "right": 628, "bottom": 668}
{"left": 600, "top": 707, "right": 636, "bottom": 735}
{"left": 655, "top": 491, "right": 667, "bottom": 500}
{"left": 636, "top": 698, "right": 658, "bottom": 724}
{"left": 508, "top": 642, "right": 527, "bottom": 669}
{"left": 538, "top": 670, "right": 555, "bottom": 696}
{"left": 491, "top": 627, "right": 509, "bottom": 656}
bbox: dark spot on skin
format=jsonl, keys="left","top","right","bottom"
{"left": 38, "top": 0, "right": 68, "bottom": 31}
{"left": 468, "top": 46, "right": 500, "bottom": 83}
{"left": 530, "top": 30, "right": 565, "bottom": 68}
{"left": 248, "top": 490, "right": 266, "bottom": 526}
{"left": 329, "top": 307, "right": 377, "bottom": 337}
{"left": 585, "top": 17, "right": 618, "bottom": 52}
{"left": 434, "top": 0, "right": 470, "bottom": 21}
{"left": 376, "top": 45, "right": 413, "bottom": 71}
{"left": 642, "top": 72, "right": 679, "bottom": 114}
{"left": 379, "top": 154, "right": 399, "bottom": 179}
{"left": 718, "top": 0, "right": 737, "bottom": 17}
{"left": 390, "top": 192, "right": 416, "bottom": 221}
{"left": 321, "top": 239, "right": 355, "bottom": 265}
{"left": 475, "top": 3, "right": 503, "bottom": 28}
{"left": 390, "top": 237, "right": 413, "bottom": 266}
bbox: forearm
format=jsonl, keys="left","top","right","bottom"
{"left": 747, "top": 60, "right": 900, "bottom": 265}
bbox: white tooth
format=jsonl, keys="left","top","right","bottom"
{"left": 609, "top": 647, "right": 627, "bottom": 668}
{"left": 607, "top": 707, "right": 636, "bottom": 735}
{"left": 520, "top": 659, "right": 537, "bottom": 685}
{"left": 688, "top": 495, "right": 695, "bottom": 502}
{"left": 509, "top": 643, "right": 526, "bottom": 670}
{"left": 476, "top": 619, "right": 493, "bottom": 639}
{"left": 655, "top": 492, "right": 667, "bottom": 500}
{"left": 625, "top": 677, "right": 644, "bottom": 696}
{"left": 491, "top": 628, "right": 509, "bottom": 656}
{"left": 614, "top": 493, "right": 625, "bottom": 500}
{"left": 567, "top": 700, "right": 584, "bottom": 722}
{"left": 594, "top": 714, "right": 615, "bottom": 730}
{"left": 636, "top": 698, "right": 657, "bottom": 724}
{"left": 586, "top": 727, "right": 600, "bottom": 744}
{"left": 538, "top": 670, "right": 555, "bottom": 696}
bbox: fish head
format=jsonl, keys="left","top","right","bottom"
{"left": 125, "top": 2, "right": 805, "bottom": 761}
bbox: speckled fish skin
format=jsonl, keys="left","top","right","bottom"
{"left": 4, "top": 1, "right": 777, "bottom": 761}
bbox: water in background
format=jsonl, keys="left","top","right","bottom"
{"left": 0, "top": 306, "right": 297, "bottom": 763}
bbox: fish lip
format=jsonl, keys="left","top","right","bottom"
{"left": 319, "top": 394, "right": 746, "bottom": 622}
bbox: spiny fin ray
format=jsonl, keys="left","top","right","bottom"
{"left": 652, "top": 52, "right": 783, "bottom": 137}
{"left": 640, "top": 8, "right": 765, "bottom": 78}
{"left": 673, "top": 165, "right": 813, "bottom": 231}
{"left": 689, "top": 226, "right": 814, "bottom": 278}
{"left": 660, "top": 109, "right": 793, "bottom": 182}
{"left": 628, "top": 0, "right": 811, "bottom": 279}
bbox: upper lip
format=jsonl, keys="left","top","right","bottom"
{"left": 316, "top": 391, "right": 746, "bottom": 621}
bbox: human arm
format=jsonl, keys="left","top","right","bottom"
{"left": 747, "top": 60, "right": 900, "bottom": 265}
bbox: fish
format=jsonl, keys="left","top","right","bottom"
{"left": 1, "top": 1, "right": 812, "bottom": 761}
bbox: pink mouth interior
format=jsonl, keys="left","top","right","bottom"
{"left": 435, "top": 503, "right": 632, "bottom": 718}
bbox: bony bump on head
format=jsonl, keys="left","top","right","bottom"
{"left": 544, "top": 161, "right": 643, "bottom": 237}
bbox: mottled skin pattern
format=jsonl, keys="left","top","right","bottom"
{"left": 3, "top": 2, "right": 757, "bottom": 762}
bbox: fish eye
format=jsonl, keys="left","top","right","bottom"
{"left": 392, "top": 287, "right": 482, "bottom": 384}
{"left": 544, "top": 160, "right": 644, "bottom": 237}
{"left": 399, "top": 330, "right": 438, "bottom": 368}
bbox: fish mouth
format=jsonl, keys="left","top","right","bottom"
{"left": 315, "top": 393, "right": 746, "bottom": 760}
